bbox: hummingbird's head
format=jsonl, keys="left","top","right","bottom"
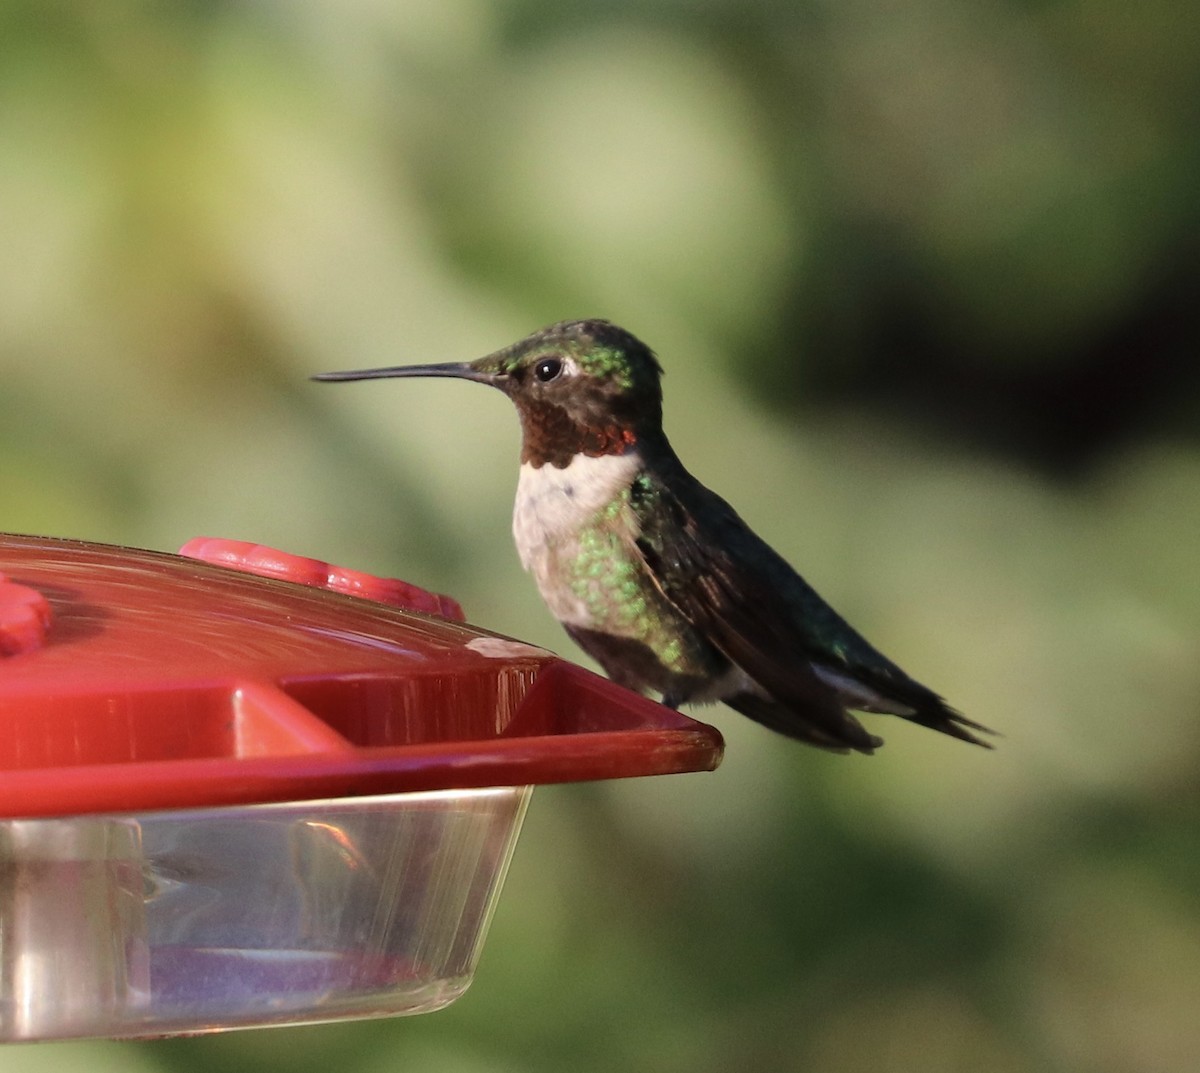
{"left": 472, "top": 319, "right": 665, "bottom": 466}
{"left": 314, "top": 319, "right": 666, "bottom": 468}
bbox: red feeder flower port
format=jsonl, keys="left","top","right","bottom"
{"left": 0, "top": 533, "right": 723, "bottom": 1041}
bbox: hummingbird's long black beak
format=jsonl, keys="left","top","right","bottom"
{"left": 311, "top": 362, "right": 499, "bottom": 385}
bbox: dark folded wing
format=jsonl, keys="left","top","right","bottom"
{"left": 630, "top": 465, "right": 992, "bottom": 749}
{"left": 629, "top": 470, "right": 880, "bottom": 747}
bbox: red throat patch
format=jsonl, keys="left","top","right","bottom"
{"left": 519, "top": 403, "right": 638, "bottom": 468}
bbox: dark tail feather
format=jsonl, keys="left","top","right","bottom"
{"left": 903, "top": 701, "right": 997, "bottom": 748}
{"left": 726, "top": 693, "right": 883, "bottom": 755}
{"left": 727, "top": 691, "right": 996, "bottom": 753}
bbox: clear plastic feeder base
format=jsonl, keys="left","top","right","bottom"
{"left": 0, "top": 788, "right": 529, "bottom": 1041}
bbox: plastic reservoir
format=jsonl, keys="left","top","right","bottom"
{"left": 0, "top": 534, "right": 722, "bottom": 1040}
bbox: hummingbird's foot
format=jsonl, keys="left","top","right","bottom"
{"left": 660, "top": 692, "right": 683, "bottom": 710}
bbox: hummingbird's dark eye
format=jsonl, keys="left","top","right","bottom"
{"left": 534, "top": 357, "right": 564, "bottom": 383}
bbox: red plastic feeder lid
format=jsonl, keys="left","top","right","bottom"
{"left": 0, "top": 534, "right": 723, "bottom": 819}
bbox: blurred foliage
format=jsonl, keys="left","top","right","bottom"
{"left": 2, "top": 1, "right": 1199, "bottom": 1071}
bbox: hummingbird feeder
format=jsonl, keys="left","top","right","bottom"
{"left": 0, "top": 533, "right": 722, "bottom": 1041}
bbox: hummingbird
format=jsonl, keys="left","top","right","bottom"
{"left": 314, "top": 320, "right": 992, "bottom": 754}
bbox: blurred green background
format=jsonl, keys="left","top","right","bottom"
{"left": 2, "top": 1, "right": 1199, "bottom": 1070}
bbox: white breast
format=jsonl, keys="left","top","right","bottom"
{"left": 512, "top": 451, "right": 642, "bottom": 624}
